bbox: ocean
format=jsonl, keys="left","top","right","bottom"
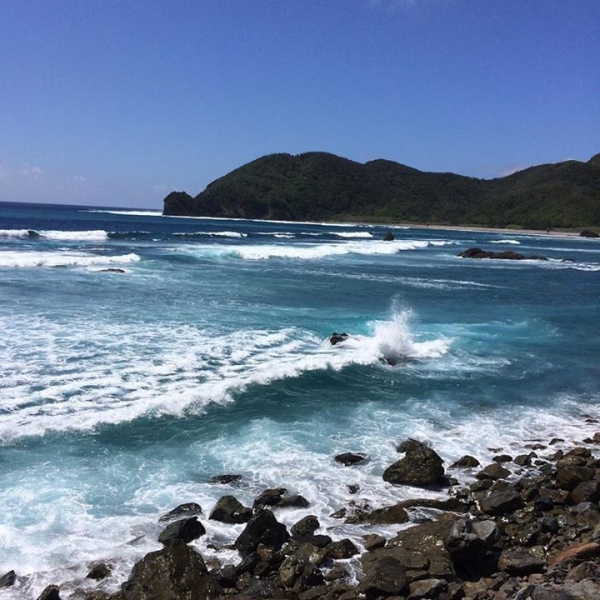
{"left": 0, "top": 200, "right": 599, "bottom": 598}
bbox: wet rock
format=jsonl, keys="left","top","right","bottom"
{"left": 209, "top": 474, "right": 243, "bottom": 485}
{"left": 480, "top": 488, "right": 524, "bottom": 515}
{"left": 363, "top": 533, "right": 386, "bottom": 551}
{"left": 329, "top": 332, "right": 349, "bottom": 345}
{"left": 580, "top": 229, "right": 600, "bottom": 238}
{"left": 158, "top": 502, "right": 202, "bottom": 523}
{"left": 278, "top": 543, "right": 324, "bottom": 592}
{"left": 362, "top": 503, "right": 409, "bottom": 525}
{"left": 209, "top": 495, "right": 252, "bottom": 524}
{"left": 278, "top": 493, "right": 310, "bottom": 508}
{"left": 334, "top": 452, "right": 369, "bottom": 466}
{"left": 291, "top": 515, "right": 320, "bottom": 539}
{"left": 158, "top": 517, "right": 205, "bottom": 546}
{"left": 569, "top": 480, "right": 600, "bottom": 505}
{"left": 121, "top": 540, "right": 221, "bottom": 600}
{"left": 100, "top": 268, "right": 125, "bottom": 273}
{"left": 234, "top": 509, "right": 290, "bottom": 558}
{"left": 556, "top": 467, "right": 594, "bottom": 491}
{"left": 476, "top": 463, "right": 511, "bottom": 481}
{"left": 452, "top": 455, "right": 481, "bottom": 468}
{"left": 253, "top": 487, "right": 309, "bottom": 509}
{"left": 347, "top": 484, "right": 360, "bottom": 494}
{"left": 383, "top": 439, "right": 445, "bottom": 486}
{"left": 383, "top": 231, "right": 395, "bottom": 241}
{"left": 0, "top": 571, "right": 16, "bottom": 588}
{"left": 323, "top": 539, "right": 360, "bottom": 559}
{"left": 514, "top": 453, "right": 536, "bottom": 466}
{"left": 357, "top": 557, "right": 407, "bottom": 600}
{"left": 566, "top": 560, "right": 600, "bottom": 582}
{"left": 86, "top": 563, "right": 111, "bottom": 580}
{"left": 497, "top": 550, "right": 545, "bottom": 575}
{"left": 37, "top": 586, "right": 61, "bottom": 600}
{"left": 458, "top": 248, "right": 548, "bottom": 261}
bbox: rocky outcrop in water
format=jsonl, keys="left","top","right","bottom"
{"left": 458, "top": 247, "right": 549, "bottom": 260}
{"left": 383, "top": 438, "right": 446, "bottom": 486}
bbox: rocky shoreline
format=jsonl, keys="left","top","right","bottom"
{"left": 4, "top": 425, "right": 600, "bottom": 600}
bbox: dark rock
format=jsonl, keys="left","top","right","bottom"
{"left": 493, "top": 454, "right": 513, "bottom": 464}
{"left": 234, "top": 509, "right": 290, "bottom": 558}
{"left": 209, "top": 474, "right": 243, "bottom": 485}
{"left": 514, "top": 453, "right": 536, "bottom": 466}
{"left": 334, "top": 452, "right": 369, "bottom": 466}
{"left": 323, "top": 539, "right": 360, "bottom": 559}
{"left": 383, "top": 439, "right": 445, "bottom": 486}
{"left": 580, "top": 229, "right": 600, "bottom": 238}
{"left": 37, "top": 586, "right": 61, "bottom": 600}
{"left": 541, "top": 516, "right": 560, "bottom": 534}
{"left": 363, "top": 503, "right": 409, "bottom": 525}
{"left": 209, "top": 495, "right": 252, "bottom": 524}
{"left": 451, "top": 455, "right": 481, "bottom": 468}
{"left": 86, "top": 563, "right": 111, "bottom": 580}
{"left": 480, "top": 488, "right": 524, "bottom": 515}
{"left": 100, "top": 268, "right": 125, "bottom": 273}
{"left": 278, "top": 543, "right": 324, "bottom": 592}
{"left": 363, "top": 533, "right": 387, "bottom": 551}
{"left": 329, "top": 332, "right": 349, "bottom": 345}
{"left": 476, "top": 463, "right": 511, "bottom": 481}
{"left": 445, "top": 519, "right": 500, "bottom": 568}
{"left": 548, "top": 541, "right": 600, "bottom": 566}
{"left": 497, "top": 550, "right": 545, "bottom": 575}
{"left": 121, "top": 540, "right": 221, "bottom": 600}
{"left": 408, "top": 578, "right": 447, "bottom": 599}
{"left": 357, "top": 557, "right": 407, "bottom": 600}
{"left": 214, "top": 564, "right": 237, "bottom": 587}
{"left": 0, "top": 571, "right": 16, "bottom": 588}
{"left": 278, "top": 493, "right": 310, "bottom": 508}
{"left": 158, "top": 517, "right": 205, "bottom": 546}
{"left": 458, "top": 247, "right": 548, "bottom": 261}
{"left": 291, "top": 515, "right": 320, "bottom": 539}
{"left": 569, "top": 480, "right": 600, "bottom": 505}
{"left": 347, "top": 484, "right": 360, "bottom": 494}
{"left": 383, "top": 231, "right": 395, "bottom": 241}
{"left": 296, "top": 534, "right": 332, "bottom": 547}
{"left": 566, "top": 560, "right": 600, "bottom": 582}
{"left": 556, "top": 467, "right": 594, "bottom": 491}
{"left": 158, "top": 502, "right": 202, "bottom": 523}
{"left": 254, "top": 487, "right": 287, "bottom": 508}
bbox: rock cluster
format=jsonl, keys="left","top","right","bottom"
{"left": 6, "top": 433, "right": 600, "bottom": 600}
{"left": 458, "top": 248, "right": 548, "bottom": 261}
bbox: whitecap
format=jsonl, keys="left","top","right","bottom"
{"left": 0, "top": 251, "right": 140, "bottom": 269}
{"left": 491, "top": 239, "right": 521, "bottom": 245}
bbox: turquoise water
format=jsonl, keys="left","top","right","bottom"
{"left": 0, "top": 201, "right": 599, "bottom": 597}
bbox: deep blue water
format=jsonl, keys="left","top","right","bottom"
{"left": 0, "top": 201, "right": 599, "bottom": 597}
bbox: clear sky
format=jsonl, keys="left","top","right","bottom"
{"left": 1, "top": 0, "right": 599, "bottom": 208}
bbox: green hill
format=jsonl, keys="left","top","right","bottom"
{"left": 163, "top": 152, "right": 600, "bottom": 229}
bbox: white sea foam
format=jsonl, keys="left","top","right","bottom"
{"left": 0, "top": 250, "right": 140, "bottom": 269}
{"left": 0, "top": 229, "right": 109, "bottom": 241}
{"left": 334, "top": 232, "right": 374, "bottom": 239}
{"left": 83, "top": 209, "right": 163, "bottom": 217}
{"left": 491, "top": 239, "right": 521, "bottom": 245}
{"left": 174, "top": 231, "right": 248, "bottom": 238}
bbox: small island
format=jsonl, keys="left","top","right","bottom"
{"left": 163, "top": 152, "right": 600, "bottom": 231}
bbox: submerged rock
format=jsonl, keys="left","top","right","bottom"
{"left": 0, "top": 571, "right": 16, "bottom": 588}
{"left": 159, "top": 502, "right": 202, "bottom": 523}
{"left": 329, "top": 332, "right": 349, "bottom": 345}
{"left": 208, "top": 473, "right": 243, "bottom": 485}
{"left": 158, "top": 517, "right": 205, "bottom": 546}
{"left": 86, "top": 563, "right": 111, "bottom": 580}
{"left": 36, "top": 586, "right": 61, "bottom": 600}
{"left": 334, "top": 452, "right": 369, "bottom": 466}
{"left": 383, "top": 231, "right": 395, "bottom": 241}
{"left": 458, "top": 247, "right": 548, "bottom": 260}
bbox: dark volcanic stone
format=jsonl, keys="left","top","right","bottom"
{"left": 254, "top": 487, "right": 287, "bottom": 508}
{"left": 556, "top": 467, "right": 594, "bottom": 491}
{"left": 234, "top": 509, "right": 290, "bottom": 558}
{"left": 209, "top": 474, "right": 243, "bottom": 485}
{"left": 383, "top": 439, "right": 445, "bottom": 486}
{"left": 363, "top": 533, "right": 387, "bottom": 551}
{"left": 580, "top": 229, "right": 600, "bottom": 238}
{"left": 209, "top": 495, "right": 252, "bottom": 524}
{"left": 476, "top": 463, "right": 511, "bottom": 481}
{"left": 383, "top": 231, "right": 395, "bottom": 241}
{"left": 159, "top": 502, "right": 202, "bottom": 523}
{"left": 158, "top": 517, "right": 205, "bottom": 546}
{"left": 497, "top": 550, "right": 545, "bottom": 575}
{"left": 121, "top": 540, "right": 221, "bottom": 600}
{"left": 86, "top": 563, "right": 111, "bottom": 580}
{"left": 569, "top": 480, "right": 600, "bottom": 505}
{"left": 37, "top": 586, "right": 61, "bottom": 600}
{"left": 323, "top": 538, "right": 360, "bottom": 559}
{"left": 329, "top": 332, "right": 349, "bottom": 345}
{"left": 444, "top": 519, "right": 500, "bottom": 567}
{"left": 358, "top": 557, "right": 407, "bottom": 600}
{"left": 480, "top": 488, "right": 524, "bottom": 515}
{"left": 291, "top": 515, "right": 320, "bottom": 539}
{"left": 0, "top": 571, "right": 16, "bottom": 588}
{"left": 334, "top": 452, "right": 369, "bottom": 466}
{"left": 451, "top": 455, "right": 481, "bottom": 468}
{"left": 409, "top": 578, "right": 448, "bottom": 599}
{"left": 278, "top": 494, "right": 310, "bottom": 508}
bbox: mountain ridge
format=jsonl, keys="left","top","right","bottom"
{"left": 163, "top": 152, "right": 600, "bottom": 229}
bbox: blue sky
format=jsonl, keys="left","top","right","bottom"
{"left": 1, "top": 0, "right": 599, "bottom": 208}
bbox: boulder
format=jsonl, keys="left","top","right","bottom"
{"left": 580, "top": 229, "right": 600, "bottom": 238}
{"left": 475, "top": 463, "right": 511, "bottom": 480}
{"left": 100, "top": 268, "right": 125, "bottom": 273}
{"left": 322, "top": 539, "right": 359, "bottom": 559}
{"left": 158, "top": 502, "right": 202, "bottom": 523}
{"left": 444, "top": 518, "right": 500, "bottom": 568}
{"left": 278, "top": 543, "right": 325, "bottom": 592}
{"left": 363, "top": 533, "right": 387, "bottom": 551}
{"left": 278, "top": 494, "right": 310, "bottom": 508}
{"left": 556, "top": 467, "right": 594, "bottom": 491}
{"left": 0, "top": 571, "right": 16, "bottom": 588}
{"left": 37, "top": 587, "right": 61, "bottom": 600}
{"left": 121, "top": 540, "right": 221, "bottom": 600}
{"left": 253, "top": 487, "right": 309, "bottom": 509}
{"left": 383, "top": 231, "right": 395, "bottom": 241}
{"left": 334, "top": 452, "right": 369, "bottom": 466}
{"left": 234, "top": 509, "right": 290, "bottom": 558}
{"left": 291, "top": 515, "right": 320, "bottom": 539}
{"left": 480, "top": 487, "right": 524, "bottom": 515}
{"left": 497, "top": 550, "right": 545, "bottom": 575}
{"left": 209, "top": 474, "right": 243, "bottom": 485}
{"left": 362, "top": 503, "right": 409, "bottom": 525}
{"left": 357, "top": 557, "right": 407, "bottom": 600}
{"left": 209, "top": 495, "right": 252, "bottom": 524}
{"left": 548, "top": 541, "right": 600, "bottom": 566}
{"left": 329, "top": 332, "right": 349, "bottom": 345}
{"left": 86, "top": 563, "right": 111, "bottom": 580}
{"left": 383, "top": 439, "right": 445, "bottom": 486}
{"left": 408, "top": 578, "right": 447, "bottom": 599}
{"left": 458, "top": 247, "right": 548, "bottom": 260}
{"left": 158, "top": 517, "right": 205, "bottom": 546}
{"left": 451, "top": 455, "right": 480, "bottom": 468}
